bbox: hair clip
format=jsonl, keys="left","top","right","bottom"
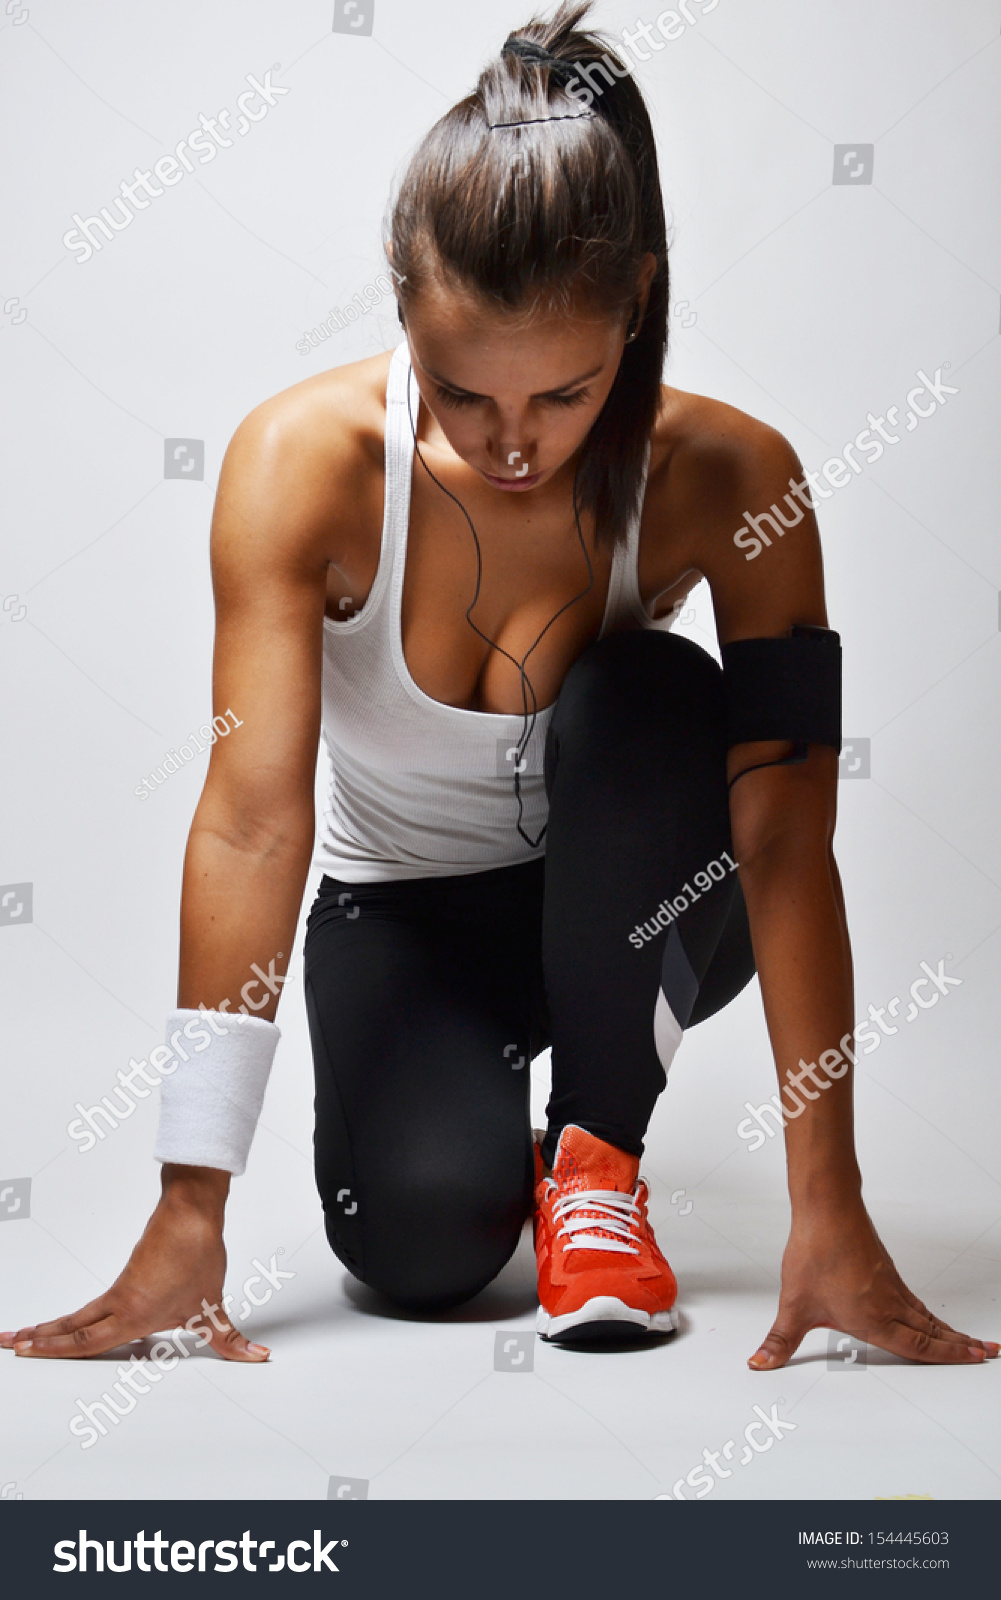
{"left": 486, "top": 112, "right": 595, "bottom": 130}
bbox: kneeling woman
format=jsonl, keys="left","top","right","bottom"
{"left": 7, "top": 4, "right": 996, "bottom": 1369}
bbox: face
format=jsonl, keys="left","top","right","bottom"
{"left": 401, "top": 264, "right": 652, "bottom": 494}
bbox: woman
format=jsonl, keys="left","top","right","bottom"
{"left": 5, "top": 4, "right": 995, "bottom": 1368}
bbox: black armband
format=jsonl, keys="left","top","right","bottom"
{"left": 721, "top": 625, "right": 842, "bottom": 788}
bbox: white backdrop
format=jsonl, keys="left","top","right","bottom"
{"left": 2, "top": 0, "right": 999, "bottom": 1503}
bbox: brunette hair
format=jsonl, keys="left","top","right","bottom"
{"left": 388, "top": 2, "right": 670, "bottom": 551}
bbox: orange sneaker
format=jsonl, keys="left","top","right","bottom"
{"left": 535, "top": 1125, "right": 678, "bottom": 1343}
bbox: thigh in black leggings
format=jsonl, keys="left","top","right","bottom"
{"left": 304, "top": 630, "right": 755, "bottom": 1309}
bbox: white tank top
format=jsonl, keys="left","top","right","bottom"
{"left": 312, "top": 341, "right": 679, "bottom": 882}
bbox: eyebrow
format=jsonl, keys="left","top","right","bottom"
{"left": 423, "top": 362, "right": 605, "bottom": 398}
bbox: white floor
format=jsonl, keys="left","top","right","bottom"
{"left": 3, "top": 979, "right": 999, "bottom": 1504}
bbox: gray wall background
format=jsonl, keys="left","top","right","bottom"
{"left": 1, "top": 0, "right": 999, "bottom": 1449}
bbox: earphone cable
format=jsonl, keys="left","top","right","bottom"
{"left": 405, "top": 365, "right": 594, "bottom": 847}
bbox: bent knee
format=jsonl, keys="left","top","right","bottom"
{"left": 324, "top": 1163, "right": 529, "bottom": 1311}
{"left": 549, "top": 630, "right": 725, "bottom": 771}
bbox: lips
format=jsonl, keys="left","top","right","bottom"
{"left": 482, "top": 469, "right": 544, "bottom": 491}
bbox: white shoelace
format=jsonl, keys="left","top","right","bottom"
{"left": 548, "top": 1183, "right": 641, "bottom": 1255}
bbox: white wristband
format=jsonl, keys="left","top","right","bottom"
{"left": 154, "top": 1009, "right": 281, "bottom": 1177}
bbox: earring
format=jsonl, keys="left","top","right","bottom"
{"left": 625, "top": 305, "right": 640, "bottom": 343}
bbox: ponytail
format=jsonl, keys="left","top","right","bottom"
{"left": 388, "top": 2, "right": 669, "bottom": 550}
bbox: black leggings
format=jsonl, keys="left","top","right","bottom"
{"left": 303, "top": 631, "right": 755, "bottom": 1310}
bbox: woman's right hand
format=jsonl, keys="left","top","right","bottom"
{"left": 0, "top": 1166, "right": 270, "bottom": 1362}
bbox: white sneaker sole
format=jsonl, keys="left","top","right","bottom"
{"left": 537, "top": 1295, "right": 679, "bottom": 1343}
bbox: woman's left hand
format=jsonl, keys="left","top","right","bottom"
{"left": 748, "top": 1203, "right": 1000, "bottom": 1369}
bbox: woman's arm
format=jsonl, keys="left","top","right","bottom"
{"left": 177, "top": 397, "right": 331, "bottom": 1024}
{"left": 683, "top": 416, "right": 998, "bottom": 1369}
{"left": 4, "top": 390, "right": 350, "bottom": 1362}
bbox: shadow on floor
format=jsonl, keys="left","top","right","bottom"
{"left": 341, "top": 1225, "right": 540, "bottom": 1325}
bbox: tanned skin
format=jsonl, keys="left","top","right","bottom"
{"left": 5, "top": 261, "right": 997, "bottom": 1369}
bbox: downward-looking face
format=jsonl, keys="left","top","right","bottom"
{"left": 402, "top": 275, "right": 634, "bottom": 494}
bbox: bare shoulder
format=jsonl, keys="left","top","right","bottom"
{"left": 648, "top": 385, "right": 803, "bottom": 536}
{"left": 214, "top": 349, "right": 395, "bottom": 568}
{"left": 644, "top": 384, "right": 828, "bottom": 637}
